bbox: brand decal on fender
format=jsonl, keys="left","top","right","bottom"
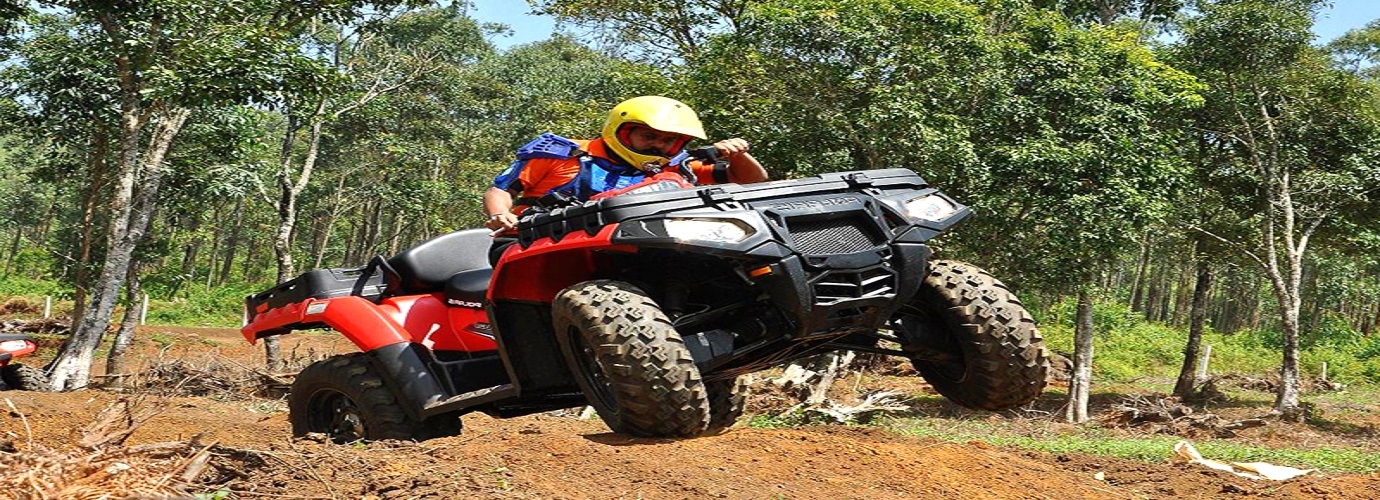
{"left": 446, "top": 298, "right": 484, "bottom": 308}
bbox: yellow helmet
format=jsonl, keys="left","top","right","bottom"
{"left": 601, "top": 96, "right": 707, "bottom": 169}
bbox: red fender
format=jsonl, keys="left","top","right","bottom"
{"left": 241, "top": 296, "right": 410, "bottom": 351}
{"left": 489, "top": 224, "right": 636, "bottom": 303}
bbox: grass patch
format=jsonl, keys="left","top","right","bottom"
{"left": 145, "top": 283, "right": 266, "bottom": 328}
{"left": 885, "top": 417, "right": 1380, "bottom": 473}
{"left": 1037, "top": 298, "right": 1380, "bottom": 387}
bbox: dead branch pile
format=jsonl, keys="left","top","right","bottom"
{"left": 0, "top": 396, "right": 263, "bottom": 499}
{"left": 0, "top": 297, "right": 40, "bottom": 315}
{"left": 794, "top": 390, "right": 911, "bottom": 424}
{"left": 0, "top": 317, "right": 71, "bottom": 335}
{"left": 1196, "top": 373, "right": 1344, "bottom": 397}
{"left": 121, "top": 357, "right": 287, "bottom": 401}
{"left": 1104, "top": 395, "right": 1267, "bottom": 438}
{"left": 1213, "top": 373, "right": 1278, "bottom": 393}
{"left": 1311, "top": 377, "right": 1345, "bottom": 392}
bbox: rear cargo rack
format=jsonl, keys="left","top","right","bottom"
{"left": 245, "top": 265, "right": 386, "bottom": 322}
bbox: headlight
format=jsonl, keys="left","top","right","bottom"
{"left": 0, "top": 339, "right": 33, "bottom": 352}
{"left": 903, "top": 194, "right": 959, "bottom": 222}
{"left": 664, "top": 218, "right": 753, "bottom": 243}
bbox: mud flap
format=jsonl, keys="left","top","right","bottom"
{"left": 367, "top": 342, "right": 449, "bottom": 420}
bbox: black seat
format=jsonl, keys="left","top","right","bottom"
{"left": 443, "top": 268, "right": 492, "bottom": 308}
{"left": 387, "top": 229, "right": 493, "bottom": 294}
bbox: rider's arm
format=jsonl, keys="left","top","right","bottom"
{"left": 714, "top": 138, "right": 768, "bottom": 183}
{"left": 483, "top": 187, "right": 519, "bottom": 231}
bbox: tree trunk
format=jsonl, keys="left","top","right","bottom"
{"left": 1130, "top": 233, "right": 1149, "bottom": 313}
{"left": 173, "top": 214, "right": 202, "bottom": 298}
{"left": 363, "top": 195, "right": 384, "bottom": 260}
{"left": 73, "top": 128, "right": 110, "bottom": 323}
{"left": 48, "top": 106, "right": 190, "bottom": 390}
{"left": 46, "top": 44, "right": 147, "bottom": 390}
{"left": 1065, "top": 290, "right": 1095, "bottom": 423}
{"left": 1276, "top": 306, "right": 1303, "bottom": 419}
{"left": 1174, "top": 258, "right": 1213, "bottom": 398}
{"left": 1172, "top": 253, "right": 1195, "bottom": 326}
{"left": 1144, "top": 255, "right": 1164, "bottom": 322}
{"left": 205, "top": 204, "right": 221, "bottom": 289}
{"left": 267, "top": 103, "right": 328, "bottom": 371}
{"left": 2, "top": 226, "right": 19, "bottom": 277}
{"left": 311, "top": 177, "right": 346, "bottom": 269}
{"left": 1364, "top": 300, "right": 1379, "bottom": 336}
{"left": 218, "top": 197, "right": 245, "bottom": 285}
{"left": 105, "top": 261, "right": 143, "bottom": 391}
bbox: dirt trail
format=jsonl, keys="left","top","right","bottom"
{"left": 2, "top": 325, "right": 1377, "bottom": 498}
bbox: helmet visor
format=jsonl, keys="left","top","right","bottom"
{"left": 616, "top": 124, "right": 692, "bottom": 158}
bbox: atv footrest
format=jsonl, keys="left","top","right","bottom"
{"left": 422, "top": 383, "right": 517, "bottom": 416}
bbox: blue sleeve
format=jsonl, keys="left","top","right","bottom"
{"left": 493, "top": 159, "right": 528, "bottom": 191}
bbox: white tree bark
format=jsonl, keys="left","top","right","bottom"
{"left": 1064, "top": 291, "right": 1094, "bottom": 423}
{"left": 48, "top": 107, "right": 191, "bottom": 390}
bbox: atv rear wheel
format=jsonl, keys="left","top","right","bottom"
{"left": 553, "top": 280, "right": 710, "bottom": 437}
{"left": 289, "top": 353, "right": 461, "bottom": 442}
{"left": 893, "top": 260, "right": 1047, "bottom": 410}
{"left": 1, "top": 363, "right": 49, "bottom": 391}
{"left": 704, "top": 376, "right": 748, "bottom": 434}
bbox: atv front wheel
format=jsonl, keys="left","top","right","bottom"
{"left": 0, "top": 363, "right": 49, "bottom": 391}
{"left": 553, "top": 280, "right": 711, "bottom": 437}
{"left": 893, "top": 260, "right": 1047, "bottom": 410}
{"left": 289, "top": 353, "right": 461, "bottom": 442}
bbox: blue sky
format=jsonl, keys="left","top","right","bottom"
{"left": 1313, "top": 0, "right": 1379, "bottom": 43}
{"left": 470, "top": 0, "right": 1379, "bottom": 49}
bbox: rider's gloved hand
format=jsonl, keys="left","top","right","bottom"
{"left": 486, "top": 212, "right": 519, "bottom": 232}
{"left": 713, "top": 138, "right": 750, "bottom": 158}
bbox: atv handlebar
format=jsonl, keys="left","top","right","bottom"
{"left": 686, "top": 146, "right": 719, "bottom": 164}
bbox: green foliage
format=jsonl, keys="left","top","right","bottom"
{"left": 746, "top": 407, "right": 815, "bottom": 429}
{"left": 1328, "top": 19, "right": 1380, "bottom": 79}
{"left": 893, "top": 417, "right": 1380, "bottom": 472}
{"left": 0, "top": 275, "right": 69, "bottom": 298}
{"left": 687, "top": 0, "right": 1202, "bottom": 295}
{"left": 145, "top": 283, "right": 266, "bottom": 327}
{"left": 1036, "top": 297, "right": 1380, "bottom": 385}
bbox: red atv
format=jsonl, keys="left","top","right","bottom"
{"left": 243, "top": 163, "right": 1048, "bottom": 441}
{"left": 0, "top": 334, "right": 49, "bottom": 391}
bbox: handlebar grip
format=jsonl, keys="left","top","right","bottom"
{"left": 686, "top": 146, "right": 719, "bottom": 162}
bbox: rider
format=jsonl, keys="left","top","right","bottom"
{"left": 483, "top": 95, "right": 768, "bottom": 263}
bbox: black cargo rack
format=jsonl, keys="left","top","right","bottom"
{"left": 245, "top": 266, "right": 386, "bottom": 322}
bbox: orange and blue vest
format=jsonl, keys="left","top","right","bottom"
{"left": 492, "top": 134, "right": 726, "bottom": 214}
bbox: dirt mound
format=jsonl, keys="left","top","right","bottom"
{"left": 2, "top": 390, "right": 1374, "bottom": 499}
{"left": 2, "top": 325, "right": 1378, "bottom": 498}
{"left": 0, "top": 298, "right": 40, "bottom": 316}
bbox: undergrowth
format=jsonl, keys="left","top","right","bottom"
{"left": 884, "top": 417, "right": 1380, "bottom": 473}
{"left": 1036, "top": 298, "right": 1380, "bottom": 387}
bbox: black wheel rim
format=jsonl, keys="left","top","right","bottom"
{"left": 307, "top": 389, "right": 365, "bottom": 443}
{"left": 567, "top": 326, "right": 619, "bottom": 412}
{"left": 894, "top": 305, "right": 968, "bottom": 382}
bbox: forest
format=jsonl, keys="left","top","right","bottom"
{"left": 0, "top": 0, "right": 1378, "bottom": 425}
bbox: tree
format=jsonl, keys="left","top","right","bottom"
{"left": 1328, "top": 19, "right": 1380, "bottom": 80}
{"left": 686, "top": 0, "right": 1201, "bottom": 421}
{"left": 38, "top": 0, "right": 399, "bottom": 389}
{"left": 257, "top": 6, "right": 491, "bottom": 368}
{"left": 1033, "top": 0, "right": 1183, "bottom": 35}
{"left": 531, "top": 0, "right": 758, "bottom": 62}
{"left": 1171, "top": 0, "right": 1380, "bottom": 420}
